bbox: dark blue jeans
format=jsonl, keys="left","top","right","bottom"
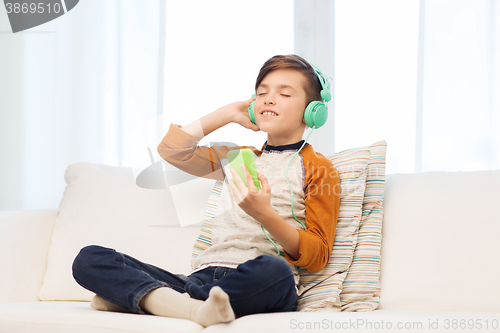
{"left": 72, "top": 245, "right": 297, "bottom": 318}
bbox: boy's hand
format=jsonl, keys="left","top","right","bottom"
{"left": 229, "top": 164, "right": 272, "bottom": 221}
{"left": 230, "top": 164, "right": 301, "bottom": 260}
{"left": 227, "top": 96, "right": 260, "bottom": 132}
{"left": 181, "top": 96, "right": 258, "bottom": 141}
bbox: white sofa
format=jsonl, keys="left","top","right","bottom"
{"left": 1, "top": 162, "right": 499, "bottom": 333}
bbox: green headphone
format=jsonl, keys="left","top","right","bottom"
{"left": 248, "top": 64, "right": 331, "bottom": 129}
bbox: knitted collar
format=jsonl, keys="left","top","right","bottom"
{"left": 263, "top": 140, "right": 306, "bottom": 152}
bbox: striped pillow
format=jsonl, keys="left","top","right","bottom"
{"left": 191, "top": 180, "right": 223, "bottom": 269}
{"left": 297, "top": 144, "right": 372, "bottom": 311}
{"left": 339, "top": 141, "right": 387, "bottom": 311}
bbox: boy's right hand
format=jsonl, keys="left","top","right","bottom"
{"left": 227, "top": 96, "right": 260, "bottom": 132}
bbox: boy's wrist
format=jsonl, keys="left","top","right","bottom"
{"left": 214, "top": 105, "right": 236, "bottom": 125}
{"left": 182, "top": 106, "right": 233, "bottom": 140}
{"left": 253, "top": 206, "right": 279, "bottom": 226}
{"left": 218, "top": 105, "right": 235, "bottom": 125}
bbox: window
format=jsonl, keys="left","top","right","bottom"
{"left": 334, "top": 0, "right": 420, "bottom": 174}
{"left": 163, "top": 0, "right": 294, "bottom": 149}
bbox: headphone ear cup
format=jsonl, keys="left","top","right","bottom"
{"left": 321, "top": 89, "right": 332, "bottom": 103}
{"left": 248, "top": 100, "right": 257, "bottom": 125}
{"left": 304, "top": 101, "right": 328, "bottom": 129}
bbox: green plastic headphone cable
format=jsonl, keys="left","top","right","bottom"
{"left": 259, "top": 63, "right": 330, "bottom": 256}
{"left": 286, "top": 127, "right": 315, "bottom": 230}
{"left": 261, "top": 225, "right": 281, "bottom": 255}
{"left": 261, "top": 127, "right": 315, "bottom": 256}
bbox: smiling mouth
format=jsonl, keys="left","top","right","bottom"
{"left": 261, "top": 111, "right": 278, "bottom": 116}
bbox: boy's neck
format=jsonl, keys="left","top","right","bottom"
{"left": 266, "top": 132, "right": 305, "bottom": 147}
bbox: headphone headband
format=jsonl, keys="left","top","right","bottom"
{"left": 311, "top": 64, "right": 332, "bottom": 103}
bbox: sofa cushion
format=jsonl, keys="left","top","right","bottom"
{"left": 39, "top": 162, "right": 209, "bottom": 301}
{"left": 379, "top": 170, "right": 500, "bottom": 313}
{"left": 0, "top": 301, "right": 203, "bottom": 333}
{"left": 1, "top": 302, "right": 498, "bottom": 333}
{"left": 0, "top": 210, "right": 57, "bottom": 303}
{"left": 201, "top": 309, "right": 500, "bottom": 333}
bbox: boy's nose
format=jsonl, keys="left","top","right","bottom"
{"left": 264, "top": 96, "right": 276, "bottom": 105}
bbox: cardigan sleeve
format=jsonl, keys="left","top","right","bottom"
{"left": 284, "top": 150, "right": 340, "bottom": 272}
{"left": 157, "top": 123, "right": 259, "bottom": 181}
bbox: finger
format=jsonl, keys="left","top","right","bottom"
{"left": 229, "top": 180, "right": 243, "bottom": 203}
{"left": 243, "top": 164, "right": 260, "bottom": 192}
{"left": 248, "top": 95, "right": 256, "bottom": 104}
{"left": 229, "top": 169, "right": 245, "bottom": 200}
{"left": 245, "top": 118, "right": 260, "bottom": 131}
{"left": 244, "top": 96, "right": 256, "bottom": 108}
{"left": 258, "top": 172, "right": 271, "bottom": 194}
{"left": 230, "top": 168, "right": 244, "bottom": 190}
{"left": 231, "top": 168, "right": 249, "bottom": 198}
{"left": 241, "top": 164, "right": 253, "bottom": 188}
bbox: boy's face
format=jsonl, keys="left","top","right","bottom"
{"left": 254, "top": 69, "right": 308, "bottom": 145}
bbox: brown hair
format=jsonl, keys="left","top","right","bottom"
{"left": 255, "top": 54, "right": 322, "bottom": 104}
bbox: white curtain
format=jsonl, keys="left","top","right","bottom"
{"left": 162, "top": 0, "right": 293, "bottom": 151}
{"left": 0, "top": 0, "right": 166, "bottom": 210}
{"left": 293, "top": 0, "right": 335, "bottom": 156}
{"left": 332, "top": 0, "right": 420, "bottom": 174}
{"left": 417, "top": 0, "right": 500, "bottom": 172}
{"left": 329, "top": 0, "right": 499, "bottom": 174}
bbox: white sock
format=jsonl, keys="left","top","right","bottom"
{"left": 143, "top": 286, "right": 235, "bottom": 327}
{"left": 91, "top": 294, "right": 132, "bottom": 313}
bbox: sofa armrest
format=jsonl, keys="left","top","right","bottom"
{"left": 0, "top": 210, "right": 57, "bottom": 303}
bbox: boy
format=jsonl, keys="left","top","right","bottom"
{"left": 72, "top": 54, "right": 340, "bottom": 327}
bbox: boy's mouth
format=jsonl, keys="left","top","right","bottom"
{"left": 261, "top": 109, "right": 278, "bottom": 116}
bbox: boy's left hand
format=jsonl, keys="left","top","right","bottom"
{"left": 229, "top": 165, "right": 272, "bottom": 221}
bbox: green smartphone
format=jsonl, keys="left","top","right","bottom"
{"left": 227, "top": 149, "right": 261, "bottom": 190}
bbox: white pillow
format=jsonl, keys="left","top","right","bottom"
{"left": 39, "top": 162, "right": 210, "bottom": 301}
